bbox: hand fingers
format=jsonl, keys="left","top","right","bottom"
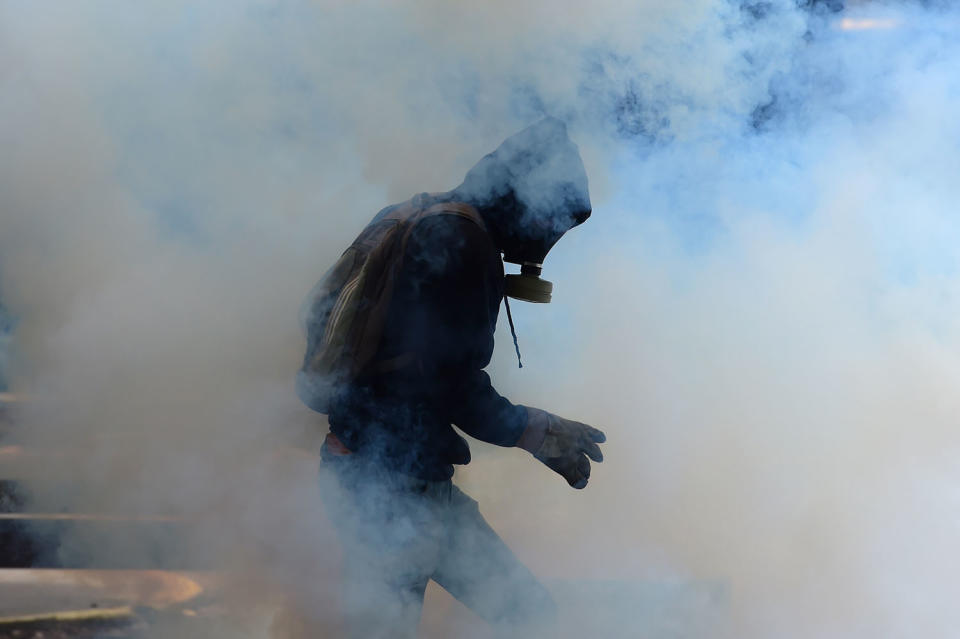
{"left": 580, "top": 437, "right": 604, "bottom": 463}
{"left": 585, "top": 425, "right": 606, "bottom": 443}
{"left": 563, "top": 417, "right": 606, "bottom": 443}
{"left": 577, "top": 453, "right": 591, "bottom": 480}
{"left": 565, "top": 454, "right": 591, "bottom": 489}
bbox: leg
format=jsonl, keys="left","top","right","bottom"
{"left": 319, "top": 459, "right": 444, "bottom": 638}
{"left": 432, "top": 485, "right": 557, "bottom": 634}
{"left": 339, "top": 555, "right": 429, "bottom": 639}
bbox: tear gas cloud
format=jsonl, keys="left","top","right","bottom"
{"left": 2, "top": 0, "right": 960, "bottom": 637}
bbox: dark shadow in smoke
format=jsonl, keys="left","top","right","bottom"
{"left": 579, "top": 50, "right": 676, "bottom": 147}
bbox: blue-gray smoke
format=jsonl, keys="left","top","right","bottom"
{"left": 2, "top": 1, "right": 960, "bottom": 637}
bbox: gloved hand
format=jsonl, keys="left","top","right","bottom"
{"left": 516, "top": 407, "right": 606, "bottom": 489}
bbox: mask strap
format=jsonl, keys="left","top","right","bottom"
{"left": 503, "top": 293, "right": 523, "bottom": 369}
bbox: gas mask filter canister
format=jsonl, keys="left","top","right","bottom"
{"left": 505, "top": 263, "right": 553, "bottom": 303}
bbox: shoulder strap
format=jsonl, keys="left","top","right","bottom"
{"left": 381, "top": 194, "right": 487, "bottom": 234}
{"left": 365, "top": 198, "right": 490, "bottom": 376}
{"left": 421, "top": 202, "right": 488, "bottom": 234}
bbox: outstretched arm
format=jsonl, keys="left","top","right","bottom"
{"left": 401, "top": 214, "right": 607, "bottom": 487}
{"left": 400, "top": 215, "right": 528, "bottom": 446}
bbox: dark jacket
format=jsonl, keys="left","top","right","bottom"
{"left": 324, "top": 118, "right": 591, "bottom": 480}
{"left": 328, "top": 206, "right": 526, "bottom": 480}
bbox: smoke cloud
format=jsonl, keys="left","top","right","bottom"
{"left": 3, "top": 0, "right": 960, "bottom": 636}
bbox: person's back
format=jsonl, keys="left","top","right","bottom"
{"left": 326, "top": 193, "right": 522, "bottom": 480}
{"left": 301, "top": 117, "right": 606, "bottom": 637}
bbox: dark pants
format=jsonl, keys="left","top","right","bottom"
{"left": 319, "top": 455, "right": 556, "bottom": 638}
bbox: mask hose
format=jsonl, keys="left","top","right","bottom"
{"left": 503, "top": 294, "right": 523, "bottom": 369}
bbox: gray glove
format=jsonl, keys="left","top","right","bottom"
{"left": 517, "top": 407, "right": 606, "bottom": 489}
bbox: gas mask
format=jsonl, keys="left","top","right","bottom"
{"left": 505, "top": 264, "right": 553, "bottom": 304}
{"left": 453, "top": 116, "right": 592, "bottom": 304}
{"left": 501, "top": 207, "right": 589, "bottom": 304}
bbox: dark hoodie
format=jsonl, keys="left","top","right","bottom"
{"left": 326, "top": 118, "right": 591, "bottom": 480}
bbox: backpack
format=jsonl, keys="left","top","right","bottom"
{"left": 296, "top": 193, "right": 487, "bottom": 414}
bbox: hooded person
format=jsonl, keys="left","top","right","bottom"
{"left": 301, "top": 117, "right": 606, "bottom": 637}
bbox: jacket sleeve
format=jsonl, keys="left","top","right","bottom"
{"left": 398, "top": 215, "right": 528, "bottom": 447}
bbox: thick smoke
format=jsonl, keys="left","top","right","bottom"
{"left": 2, "top": 0, "right": 960, "bottom": 637}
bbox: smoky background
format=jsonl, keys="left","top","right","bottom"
{"left": 2, "top": 0, "right": 960, "bottom": 637}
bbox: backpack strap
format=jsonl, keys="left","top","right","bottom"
{"left": 369, "top": 198, "right": 489, "bottom": 376}
{"left": 422, "top": 201, "right": 488, "bottom": 234}
{"left": 395, "top": 198, "right": 488, "bottom": 268}
{"left": 383, "top": 195, "right": 486, "bottom": 232}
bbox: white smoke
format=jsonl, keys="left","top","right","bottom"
{"left": 3, "top": 0, "right": 960, "bottom": 637}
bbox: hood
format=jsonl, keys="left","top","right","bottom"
{"left": 453, "top": 117, "right": 592, "bottom": 273}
